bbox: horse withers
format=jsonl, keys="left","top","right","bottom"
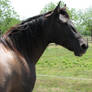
{"left": 0, "top": 2, "right": 88, "bottom": 92}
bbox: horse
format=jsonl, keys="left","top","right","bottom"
{"left": 0, "top": 2, "right": 88, "bottom": 92}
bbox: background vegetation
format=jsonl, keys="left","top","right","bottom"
{"left": 0, "top": 0, "right": 20, "bottom": 34}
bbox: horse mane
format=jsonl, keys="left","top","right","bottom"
{"left": 21, "top": 11, "right": 52, "bottom": 24}
{"left": 3, "top": 10, "right": 52, "bottom": 36}
{"left": 4, "top": 7, "right": 69, "bottom": 36}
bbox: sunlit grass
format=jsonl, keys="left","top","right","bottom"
{"left": 36, "top": 45, "right": 92, "bottom": 77}
{"left": 34, "top": 44, "right": 92, "bottom": 92}
{"left": 34, "top": 76, "right": 92, "bottom": 92}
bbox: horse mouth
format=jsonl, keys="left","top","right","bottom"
{"left": 74, "top": 50, "right": 86, "bottom": 57}
{"left": 74, "top": 52, "right": 83, "bottom": 56}
{"left": 73, "top": 42, "right": 88, "bottom": 57}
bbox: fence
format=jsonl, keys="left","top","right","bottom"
{"left": 83, "top": 36, "right": 92, "bottom": 43}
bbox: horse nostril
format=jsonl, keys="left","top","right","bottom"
{"left": 81, "top": 44, "right": 87, "bottom": 50}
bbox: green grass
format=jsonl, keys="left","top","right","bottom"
{"left": 33, "top": 45, "right": 92, "bottom": 92}
{"left": 34, "top": 76, "right": 92, "bottom": 92}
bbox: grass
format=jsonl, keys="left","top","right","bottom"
{"left": 34, "top": 76, "right": 92, "bottom": 92}
{"left": 33, "top": 44, "right": 92, "bottom": 92}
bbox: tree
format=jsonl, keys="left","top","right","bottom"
{"left": 40, "top": 1, "right": 64, "bottom": 14}
{"left": 0, "top": 0, "right": 20, "bottom": 33}
{"left": 81, "top": 7, "right": 92, "bottom": 37}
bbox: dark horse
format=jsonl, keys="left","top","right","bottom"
{"left": 0, "top": 2, "right": 88, "bottom": 92}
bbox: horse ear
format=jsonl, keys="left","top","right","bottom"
{"left": 63, "top": 4, "right": 66, "bottom": 10}
{"left": 53, "top": 1, "right": 61, "bottom": 14}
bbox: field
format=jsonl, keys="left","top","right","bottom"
{"left": 33, "top": 44, "right": 92, "bottom": 92}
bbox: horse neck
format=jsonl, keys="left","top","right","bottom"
{"left": 8, "top": 17, "right": 50, "bottom": 64}
{"left": 29, "top": 39, "right": 48, "bottom": 64}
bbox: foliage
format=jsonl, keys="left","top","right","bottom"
{"left": 81, "top": 8, "right": 92, "bottom": 33}
{"left": 40, "top": 2, "right": 56, "bottom": 14}
{"left": 0, "top": 0, "right": 20, "bottom": 34}
{"left": 40, "top": 1, "right": 65, "bottom": 14}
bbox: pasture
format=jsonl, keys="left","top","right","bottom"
{"left": 34, "top": 44, "right": 92, "bottom": 92}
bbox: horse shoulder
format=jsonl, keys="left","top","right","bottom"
{"left": 0, "top": 43, "right": 31, "bottom": 91}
